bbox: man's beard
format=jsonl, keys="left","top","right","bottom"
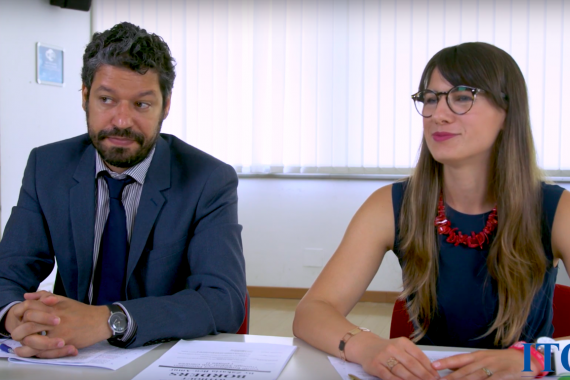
{"left": 86, "top": 108, "right": 162, "bottom": 168}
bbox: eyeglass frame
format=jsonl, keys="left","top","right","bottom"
{"left": 410, "top": 85, "right": 484, "bottom": 118}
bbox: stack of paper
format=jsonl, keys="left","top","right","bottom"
{"left": 132, "top": 340, "right": 297, "bottom": 380}
{"left": 0, "top": 339, "right": 157, "bottom": 370}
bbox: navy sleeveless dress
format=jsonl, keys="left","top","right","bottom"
{"left": 391, "top": 181, "right": 565, "bottom": 348}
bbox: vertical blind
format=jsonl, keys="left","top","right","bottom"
{"left": 92, "top": 0, "right": 570, "bottom": 174}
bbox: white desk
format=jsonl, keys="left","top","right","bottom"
{"left": 0, "top": 334, "right": 473, "bottom": 380}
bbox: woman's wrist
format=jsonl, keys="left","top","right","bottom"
{"left": 339, "top": 327, "right": 371, "bottom": 361}
{"left": 508, "top": 341, "right": 547, "bottom": 378}
{"left": 343, "top": 330, "right": 384, "bottom": 363}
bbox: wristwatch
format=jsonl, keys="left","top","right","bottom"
{"left": 107, "top": 304, "right": 128, "bottom": 338}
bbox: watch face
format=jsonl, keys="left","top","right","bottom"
{"left": 109, "top": 313, "right": 127, "bottom": 334}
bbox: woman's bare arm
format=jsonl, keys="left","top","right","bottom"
{"left": 293, "top": 184, "right": 440, "bottom": 380}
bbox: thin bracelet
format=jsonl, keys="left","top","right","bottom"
{"left": 338, "top": 327, "right": 370, "bottom": 361}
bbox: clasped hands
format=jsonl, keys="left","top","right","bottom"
{"left": 356, "top": 335, "right": 542, "bottom": 380}
{"left": 4, "top": 291, "right": 112, "bottom": 358}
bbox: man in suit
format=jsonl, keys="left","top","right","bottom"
{"left": 0, "top": 22, "right": 246, "bottom": 358}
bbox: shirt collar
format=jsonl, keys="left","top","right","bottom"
{"left": 95, "top": 146, "right": 155, "bottom": 185}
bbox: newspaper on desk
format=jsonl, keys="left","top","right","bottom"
{"left": 132, "top": 340, "right": 297, "bottom": 380}
{"left": 328, "top": 350, "right": 469, "bottom": 380}
{"left": 0, "top": 338, "right": 158, "bottom": 370}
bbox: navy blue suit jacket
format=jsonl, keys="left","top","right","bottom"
{"left": 0, "top": 133, "right": 246, "bottom": 347}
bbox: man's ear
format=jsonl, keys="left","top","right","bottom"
{"left": 81, "top": 85, "right": 89, "bottom": 111}
{"left": 162, "top": 96, "right": 171, "bottom": 120}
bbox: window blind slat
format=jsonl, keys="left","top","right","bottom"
{"left": 195, "top": 0, "right": 214, "bottom": 155}
{"left": 316, "top": 0, "right": 334, "bottom": 170}
{"left": 251, "top": 0, "right": 272, "bottom": 172}
{"left": 511, "top": 1, "right": 529, "bottom": 80}
{"left": 282, "top": 0, "right": 302, "bottom": 172}
{"left": 444, "top": 0, "right": 461, "bottom": 47}
{"left": 394, "top": 0, "right": 412, "bottom": 168}
{"left": 346, "top": 0, "right": 364, "bottom": 168}
{"left": 378, "top": 0, "right": 395, "bottom": 168}
{"left": 165, "top": 0, "right": 187, "bottom": 141}
{"left": 460, "top": 0, "right": 478, "bottom": 44}
{"left": 494, "top": 0, "right": 512, "bottom": 54}
{"left": 128, "top": 0, "right": 144, "bottom": 35}
{"left": 211, "top": 0, "right": 229, "bottom": 164}
{"left": 410, "top": 0, "right": 428, "bottom": 167}
{"left": 528, "top": 0, "right": 546, "bottom": 167}
{"left": 363, "top": 0, "right": 381, "bottom": 168}
{"left": 142, "top": 0, "right": 158, "bottom": 34}
{"left": 300, "top": 0, "right": 318, "bottom": 171}
{"left": 184, "top": 0, "right": 199, "bottom": 159}
{"left": 331, "top": 0, "right": 349, "bottom": 170}
{"left": 561, "top": 1, "right": 570, "bottom": 170}
{"left": 477, "top": 0, "right": 495, "bottom": 44}
{"left": 116, "top": 0, "right": 129, "bottom": 24}
{"left": 543, "top": 0, "right": 564, "bottom": 170}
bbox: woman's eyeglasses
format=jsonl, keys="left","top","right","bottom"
{"left": 411, "top": 85, "right": 483, "bottom": 118}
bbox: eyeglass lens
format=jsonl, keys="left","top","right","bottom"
{"left": 414, "top": 86, "right": 476, "bottom": 117}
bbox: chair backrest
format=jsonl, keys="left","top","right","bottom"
{"left": 389, "top": 298, "right": 414, "bottom": 339}
{"left": 553, "top": 284, "right": 570, "bottom": 339}
{"left": 236, "top": 292, "right": 250, "bottom": 334}
{"left": 390, "top": 284, "right": 570, "bottom": 340}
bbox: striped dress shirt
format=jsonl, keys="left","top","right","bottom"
{"left": 90, "top": 147, "right": 155, "bottom": 344}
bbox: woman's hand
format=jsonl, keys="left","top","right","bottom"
{"left": 432, "top": 348, "right": 541, "bottom": 379}
{"left": 351, "top": 334, "right": 440, "bottom": 380}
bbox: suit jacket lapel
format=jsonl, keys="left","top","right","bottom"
{"left": 125, "top": 137, "right": 171, "bottom": 286}
{"left": 69, "top": 144, "right": 96, "bottom": 302}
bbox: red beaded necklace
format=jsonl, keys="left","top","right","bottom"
{"left": 434, "top": 194, "right": 498, "bottom": 249}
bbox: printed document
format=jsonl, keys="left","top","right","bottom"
{"left": 328, "top": 350, "right": 469, "bottom": 380}
{"left": 0, "top": 338, "right": 158, "bottom": 370}
{"left": 132, "top": 340, "right": 297, "bottom": 380}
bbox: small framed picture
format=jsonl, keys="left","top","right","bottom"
{"left": 37, "top": 43, "right": 64, "bottom": 86}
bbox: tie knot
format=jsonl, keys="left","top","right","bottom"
{"left": 103, "top": 174, "right": 135, "bottom": 200}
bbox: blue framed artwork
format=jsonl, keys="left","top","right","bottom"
{"left": 37, "top": 43, "right": 64, "bottom": 86}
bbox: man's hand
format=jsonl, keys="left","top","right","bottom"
{"left": 5, "top": 291, "right": 76, "bottom": 358}
{"left": 9, "top": 291, "right": 112, "bottom": 358}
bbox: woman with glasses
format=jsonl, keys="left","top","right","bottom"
{"left": 293, "top": 42, "right": 570, "bottom": 380}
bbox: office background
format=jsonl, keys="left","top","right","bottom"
{"left": 0, "top": 0, "right": 568, "bottom": 300}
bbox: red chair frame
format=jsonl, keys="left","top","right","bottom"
{"left": 389, "top": 284, "right": 570, "bottom": 340}
{"left": 552, "top": 284, "right": 570, "bottom": 339}
{"left": 389, "top": 298, "right": 413, "bottom": 339}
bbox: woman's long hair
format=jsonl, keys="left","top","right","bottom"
{"left": 399, "top": 42, "right": 545, "bottom": 347}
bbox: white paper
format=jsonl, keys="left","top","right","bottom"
{"left": 0, "top": 339, "right": 158, "bottom": 370}
{"left": 132, "top": 340, "right": 297, "bottom": 380}
{"left": 328, "top": 350, "right": 469, "bottom": 380}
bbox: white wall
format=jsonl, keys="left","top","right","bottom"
{"left": 0, "top": 0, "right": 90, "bottom": 232}
{"left": 238, "top": 178, "right": 403, "bottom": 292}
{"left": 239, "top": 179, "right": 570, "bottom": 291}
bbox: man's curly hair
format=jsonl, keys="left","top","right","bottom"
{"left": 81, "top": 22, "right": 176, "bottom": 109}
